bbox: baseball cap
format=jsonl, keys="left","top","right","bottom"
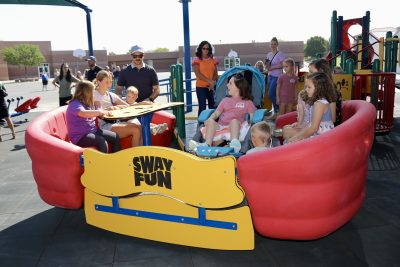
{"left": 129, "top": 45, "right": 144, "bottom": 54}
{"left": 85, "top": 56, "right": 97, "bottom": 61}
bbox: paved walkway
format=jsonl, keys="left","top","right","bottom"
{"left": 0, "top": 81, "right": 400, "bottom": 266}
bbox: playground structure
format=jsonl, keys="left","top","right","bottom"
{"left": 329, "top": 10, "right": 398, "bottom": 134}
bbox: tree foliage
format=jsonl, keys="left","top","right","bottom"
{"left": 304, "top": 36, "right": 329, "bottom": 58}
{"left": 2, "top": 44, "right": 45, "bottom": 77}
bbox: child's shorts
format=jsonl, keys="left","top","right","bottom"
{"left": 200, "top": 121, "right": 250, "bottom": 142}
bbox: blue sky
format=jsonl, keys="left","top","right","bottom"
{"left": 0, "top": 0, "right": 399, "bottom": 54}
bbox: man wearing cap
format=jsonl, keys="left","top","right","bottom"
{"left": 115, "top": 45, "right": 160, "bottom": 102}
{"left": 84, "top": 56, "right": 103, "bottom": 82}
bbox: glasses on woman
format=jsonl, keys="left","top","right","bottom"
{"left": 202, "top": 47, "right": 210, "bottom": 50}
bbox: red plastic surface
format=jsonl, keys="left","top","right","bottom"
{"left": 25, "top": 106, "right": 176, "bottom": 209}
{"left": 15, "top": 98, "right": 33, "bottom": 113}
{"left": 29, "top": 96, "right": 41, "bottom": 109}
{"left": 237, "top": 100, "right": 376, "bottom": 240}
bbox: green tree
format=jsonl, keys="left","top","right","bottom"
{"left": 2, "top": 44, "right": 45, "bottom": 77}
{"left": 152, "top": 48, "right": 169, "bottom": 53}
{"left": 304, "top": 36, "right": 329, "bottom": 59}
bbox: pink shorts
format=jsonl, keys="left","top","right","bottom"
{"left": 200, "top": 121, "right": 250, "bottom": 142}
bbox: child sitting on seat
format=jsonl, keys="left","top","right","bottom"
{"left": 246, "top": 121, "right": 272, "bottom": 154}
{"left": 190, "top": 73, "right": 257, "bottom": 153}
{"left": 66, "top": 80, "right": 120, "bottom": 153}
{"left": 125, "top": 86, "right": 168, "bottom": 136}
{"left": 284, "top": 72, "right": 336, "bottom": 143}
{"left": 282, "top": 89, "right": 310, "bottom": 140}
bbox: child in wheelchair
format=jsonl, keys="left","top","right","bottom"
{"left": 189, "top": 73, "right": 256, "bottom": 154}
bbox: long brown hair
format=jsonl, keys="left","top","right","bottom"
{"left": 231, "top": 73, "right": 253, "bottom": 101}
{"left": 306, "top": 72, "right": 336, "bottom": 105}
{"left": 72, "top": 80, "right": 95, "bottom": 107}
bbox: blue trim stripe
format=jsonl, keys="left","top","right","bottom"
{"left": 94, "top": 197, "right": 237, "bottom": 231}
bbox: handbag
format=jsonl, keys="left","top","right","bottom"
{"left": 0, "top": 84, "right": 8, "bottom": 97}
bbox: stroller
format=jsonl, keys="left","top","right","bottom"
{"left": 189, "top": 65, "right": 269, "bottom": 156}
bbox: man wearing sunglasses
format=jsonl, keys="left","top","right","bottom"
{"left": 115, "top": 45, "right": 160, "bottom": 102}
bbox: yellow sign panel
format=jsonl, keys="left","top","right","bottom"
{"left": 81, "top": 147, "right": 254, "bottom": 250}
{"left": 333, "top": 74, "right": 353, "bottom": 100}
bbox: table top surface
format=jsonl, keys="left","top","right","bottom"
{"left": 102, "top": 102, "right": 184, "bottom": 120}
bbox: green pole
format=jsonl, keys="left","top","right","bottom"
{"left": 330, "top": 10, "right": 338, "bottom": 69}
{"left": 345, "top": 58, "right": 354, "bottom": 74}
{"left": 391, "top": 35, "right": 399, "bottom": 72}
{"left": 384, "top": 32, "right": 392, "bottom": 72}
{"left": 371, "top": 59, "right": 380, "bottom": 106}
{"left": 361, "top": 11, "right": 370, "bottom": 68}
{"left": 175, "top": 64, "right": 186, "bottom": 139}
{"left": 340, "top": 51, "right": 347, "bottom": 70}
{"left": 170, "top": 65, "right": 177, "bottom": 117}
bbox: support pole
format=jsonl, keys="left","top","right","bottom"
{"left": 180, "top": 0, "right": 193, "bottom": 113}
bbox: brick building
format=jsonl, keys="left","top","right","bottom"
{"left": 1, "top": 40, "right": 304, "bottom": 81}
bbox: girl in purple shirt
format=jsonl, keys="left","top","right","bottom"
{"left": 66, "top": 80, "right": 120, "bottom": 153}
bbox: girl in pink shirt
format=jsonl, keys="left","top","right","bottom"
{"left": 190, "top": 73, "right": 256, "bottom": 153}
{"left": 277, "top": 58, "right": 298, "bottom": 115}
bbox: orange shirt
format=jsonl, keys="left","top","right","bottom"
{"left": 192, "top": 57, "right": 219, "bottom": 88}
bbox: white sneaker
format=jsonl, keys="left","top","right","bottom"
{"left": 188, "top": 140, "right": 208, "bottom": 151}
{"left": 229, "top": 139, "right": 241, "bottom": 153}
{"left": 151, "top": 123, "right": 169, "bottom": 136}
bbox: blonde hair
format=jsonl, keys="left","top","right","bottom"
{"left": 95, "top": 70, "right": 112, "bottom": 86}
{"left": 72, "top": 80, "right": 95, "bottom": 107}
{"left": 126, "top": 86, "right": 139, "bottom": 96}
{"left": 251, "top": 121, "right": 272, "bottom": 145}
{"left": 283, "top": 57, "right": 295, "bottom": 67}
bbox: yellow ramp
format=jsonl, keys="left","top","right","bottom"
{"left": 81, "top": 147, "right": 254, "bottom": 250}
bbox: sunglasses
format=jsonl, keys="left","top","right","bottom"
{"left": 132, "top": 54, "right": 143, "bottom": 59}
{"left": 202, "top": 47, "right": 210, "bottom": 50}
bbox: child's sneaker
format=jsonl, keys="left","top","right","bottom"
{"left": 229, "top": 139, "right": 241, "bottom": 153}
{"left": 188, "top": 140, "right": 208, "bottom": 151}
{"left": 151, "top": 123, "right": 169, "bottom": 135}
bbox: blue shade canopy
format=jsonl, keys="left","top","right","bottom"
{"left": 0, "top": 0, "right": 89, "bottom": 9}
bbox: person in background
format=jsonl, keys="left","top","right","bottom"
{"left": 66, "top": 80, "right": 120, "bottom": 153}
{"left": 246, "top": 121, "right": 273, "bottom": 154}
{"left": 115, "top": 45, "right": 160, "bottom": 102}
{"left": 76, "top": 71, "right": 84, "bottom": 80}
{"left": 276, "top": 58, "right": 298, "bottom": 115}
{"left": 84, "top": 56, "right": 103, "bottom": 82}
{"left": 265, "top": 37, "right": 285, "bottom": 116}
{"left": 0, "top": 83, "right": 16, "bottom": 141}
{"left": 192, "top": 40, "right": 219, "bottom": 116}
{"left": 285, "top": 72, "right": 336, "bottom": 143}
{"left": 52, "top": 63, "right": 80, "bottom": 106}
{"left": 41, "top": 72, "right": 49, "bottom": 91}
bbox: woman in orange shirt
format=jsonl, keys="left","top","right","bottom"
{"left": 192, "top": 41, "right": 219, "bottom": 116}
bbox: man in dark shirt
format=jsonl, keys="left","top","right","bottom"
{"left": 84, "top": 56, "right": 103, "bottom": 82}
{"left": 115, "top": 45, "right": 160, "bottom": 102}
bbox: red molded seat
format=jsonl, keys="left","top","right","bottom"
{"left": 15, "top": 98, "right": 33, "bottom": 113}
{"left": 237, "top": 100, "right": 376, "bottom": 240}
{"left": 30, "top": 96, "right": 41, "bottom": 109}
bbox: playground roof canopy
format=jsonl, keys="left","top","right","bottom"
{"left": 0, "top": 0, "right": 89, "bottom": 10}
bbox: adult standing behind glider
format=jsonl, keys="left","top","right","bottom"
{"left": 265, "top": 37, "right": 285, "bottom": 115}
{"left": 192, "top": 40, "right": 219, "bottom": 116}
{"left": 115, "top": 45, "right": 160, "bottom": 102}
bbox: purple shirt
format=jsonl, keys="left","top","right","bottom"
{"left": 266, "top": 51, "right": 285, "bottom": 77}
{"left": 216, "top": 97, "right": 257, "bottom": 126}
{"left": 66, "top": 99, "right": 97, "bottom": 144}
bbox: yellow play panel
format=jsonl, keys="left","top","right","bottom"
{"left": 81, "top": 147, "right": 254, "bottom": 250}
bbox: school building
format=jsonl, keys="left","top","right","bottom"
{"left": 0, "top": 40, "right": 304, "bottom": 81}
